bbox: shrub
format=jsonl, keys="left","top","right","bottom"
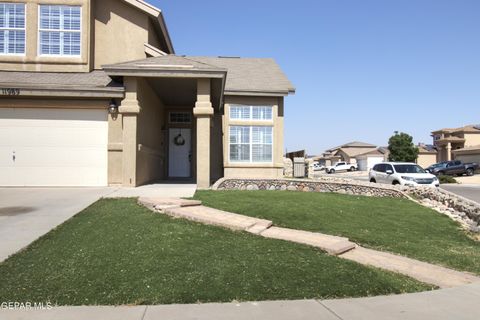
{"left": 439, "top": 175, "right": 457, "bottom": 184}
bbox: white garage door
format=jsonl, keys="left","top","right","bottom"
{"left": 367, "top": 156, "right": 384, "bottom": 171}
{"left": 0, "top": 108, "right": 108, "bottom": 186}
{"left": 357, "top": 156, "right": 384, "bottom": 171}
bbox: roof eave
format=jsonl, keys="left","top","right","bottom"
{"left": 103, "top": 67, "right": 227, "bottom": 79}
{"left": 224, "top": 89, "right": 293, "bottom": 97}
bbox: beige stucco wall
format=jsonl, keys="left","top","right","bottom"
{"left": 417, "top": 153, "right": 437, "bottom": 168}
{"left": 222, "top": 95, "right": 284, "bottom": 179}
{"left": 135, "top": 78, "right": 166, "bottom": 186}
{"left": 0, "top": 0, "right": 164, "bottom": 72}
{"left": 464, "top": 134, "right": 480, "bottom": 147}
{"left": 93, "top": 0, "right": 150, "bottom": 69}
{"left": 0, "top": 0, "right": 91, "bottom": 72}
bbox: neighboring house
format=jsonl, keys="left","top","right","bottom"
{"left": 356, "top": 148, "right": 388, "bottom": 171}
{"left": 0, "top": 0, "right": 295, "bottom": 189}
{"left": 329, "top": 141, "right": 377, "bottom": 164}
{"left": 314, "top": 141, "right": 384, "bottom": 170}
{"left": 416, "top": 144, "right": 437, "bottom": 168}
{"left": 431, "top": 125, "right": 480, "bottom": 164}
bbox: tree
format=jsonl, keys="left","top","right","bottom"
{"left": 388, "top": 131, "right": 419, "bottom": 162}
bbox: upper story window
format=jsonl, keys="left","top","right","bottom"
{"left": 230, "top": 105, "right": 273, "bottom": 121}
{"left": 39, "top": 5, "right": 81, "bottom": 56}
{"left": 0, "top": 3, "right": 26, "bottom": 55}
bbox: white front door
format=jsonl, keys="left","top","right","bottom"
{"left": 0, "top": 108, "right": 108, "bottom": 186}
{"left": 168, "top": 128, "right": 191, "bottom": 178}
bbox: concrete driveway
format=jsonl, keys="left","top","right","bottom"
{"left": 440, "top": 184, "right": 480, "bottom": 204}
{"left": 0, "top": 188, "right": 112, "bottom": 262}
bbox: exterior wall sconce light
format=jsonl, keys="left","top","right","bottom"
{"left": 108, "top": 99, "right": 119, "bottom": 121}
{"left": 108, "top": 99, "right": 119, "bottom": 115}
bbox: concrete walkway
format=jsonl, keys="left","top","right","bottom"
{"left": 1, "top": 282, "right": 479, "bottom": 320}
{"left": 0, "top": 187, "right": 112, "bottom": 262}
{"left": 139, "top": 197, "right": 480, "bottom": 288}
{"left": 106, "top": 183, "right": 197, "bottom": 199}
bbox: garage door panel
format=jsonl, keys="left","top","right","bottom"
{"left": 14, "top": 127, "right": 107, "bottom": 147}
{"left": 0, "top": 108, "right": 108, "bottom": 187}
{"left": 15, "top": 147, "right": 107, "bottom": 167}
{"left": 20, "top": 167, "right": 106, "bottom": 187}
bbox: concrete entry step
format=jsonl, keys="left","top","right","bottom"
{"left": 260, "top": 227, "right": 356, "bottom": 255}
{"left": 339, "top": 246, "right": 480, "bottom": 288}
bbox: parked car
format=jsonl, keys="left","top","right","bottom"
{"left": 325, "top": 162, "right": 358, "bottom": 174}
{"left": 426, "top": 160, "right": 478, "bottom": 176}
{"left": 313, "top": 162, "right": 325, "bottom": 171}
{"left": 369, "top": 162, "right": 439, "bottom": 187}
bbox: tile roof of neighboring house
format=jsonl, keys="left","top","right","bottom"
{"left": 327, "top": 141, "right": 377, "bottom": 152}
{"left": 436, "top": 136, "right": 466, "bottom": 143}
{"left": 452, "top": 145, "right": 480, "bottom": 153}
{"left": 355, "top": 148, "right": 386, "bottom": 158}
{"left": 0, "top": 70, "right": 121, "bottom": 89}
{"left": 103, "top": 55, "right": 295, "bottom": 96}
{"left": 432, "top": 124, "right": 480, "bottom": 134}
{"left": 335, "top": 147, "right": 379, "bottom": 157}
{"left": 418, "top": 145, "right": 437, "bottom": 154}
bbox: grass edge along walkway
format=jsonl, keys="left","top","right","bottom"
{"left": 144, "top": 197, "right": 480, "bottom": 289}
{"left": 0, "top": 198, "right": 432, "bottom": 306}
{"left": 193, "top": 190, "right": 480, "bottom": 276}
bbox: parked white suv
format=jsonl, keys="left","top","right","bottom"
{"left": 369, "top": 162, "right": 439, "bottom": 187}
{"left": 326, "top": 162, "right": 358, "bottom": 174}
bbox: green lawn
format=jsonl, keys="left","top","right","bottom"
{"left": 0, "top": 199, "right": 431, "bottom": 306}
{"left": 194, "top": 191, "right": 480, "bottom": 275}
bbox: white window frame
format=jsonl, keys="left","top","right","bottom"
{"left": 230, "top": 105, "right": 273, "bottom": 121}
{"left": 38, "top": 5, "right": 82, "bottom": 57}
{"left": 0, "top": 2, "right": 26, "bottom": 56}
{"left": 229, "top": 125, "right": 273, "bottom": 163}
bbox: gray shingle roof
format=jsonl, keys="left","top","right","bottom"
{"left": 104, "top": 55, "right": 295, "bottom": 95}
{"left": 0, "top": 70, "right": 121, "bottom": 89}
{"left": 188, "top": 56, "right": 295, "bottom": 95}
{"left": 103, "top": 55, "right": 225, "bottom": 72}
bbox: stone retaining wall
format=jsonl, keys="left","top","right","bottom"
{"left": 212, "top": 178, "right": 406, "bottom": 198}
{"left": 408, "top": 187, "right": 480, "bottom": 232}
{"left": 212, "top": 178, "right": 480, "bottom": 233}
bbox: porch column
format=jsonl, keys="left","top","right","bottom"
{"left": 446, "top": 143, "right": 452, "bottom": 161}
{"left": 119, "top": 77, "right": 141, "bottom": 187}
{"left": 193, "top": 79, "right": 214, "bottom": 189}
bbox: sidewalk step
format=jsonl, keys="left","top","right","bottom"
{"left": 138, "top": 197, "right": 202, "bottom": 211}
{"left": 164, "top": 205, "right": 273, "bottom": 232}
{"left": 339, "top": 246, "right": 480, "bottom": 288}
{"left": 260, "top": 227, "right": 356, "bottom": 255}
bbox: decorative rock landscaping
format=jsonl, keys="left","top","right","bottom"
{"left": 408, "top": 187, "right": 480, "bottom": 232}
{"left": 212, "top": 177, "right": 480, "bottom": 233}
{"left": 212, "top": 178, "right": 407, "bottom": 198}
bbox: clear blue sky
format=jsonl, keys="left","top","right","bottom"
{"left": 152, "top": 0, "right": 480, "bottom": 155}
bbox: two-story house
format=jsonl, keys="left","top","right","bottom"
{"left": 0, "top": 0, "right": 295, "bottom": 189}
{"left": 431, "top": 125, "right": 480, "bottom": 163}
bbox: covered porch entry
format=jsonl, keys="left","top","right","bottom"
{"left": 104, "top": 56, "right": 226, "bottom": 189}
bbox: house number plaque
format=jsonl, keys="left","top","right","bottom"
{"left": 1, "top": 88, "right": 21, "bottom": 96}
